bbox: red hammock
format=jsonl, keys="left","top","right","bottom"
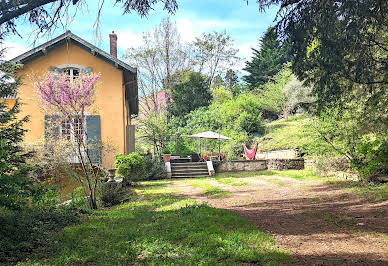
{"left": 244, "top": 143, "right": 257, "bottom": 160}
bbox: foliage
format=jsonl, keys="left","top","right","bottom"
{"left": 243, "top": 26, "right": 291, "bottom": 87}
{"left": 0, "top": 61, "right": 33, "bottom": 210}
{"left": 23, "top": 138, "right": 76, "bottom": 181}
{"left": 115, "top": 153, "right": 146, "bottom": 183}
{"left": 168, "top": 71, "right": 212, "bottom": 119}
{"left": 260, "top": 0, "right": 387, "bottom": 114}
{"left": 258, "top": 115, "right": 330, "bottom": 156}
{"left": 282, "top": 74, "right": 314, "bottom": 119}
{"left": 162, "top": 139, "right": 195, "bottom": 158}
{"left": 211, "top": 85, "right": 233, "bottom": 104}
{"left": 183, "top": 92, "right": 265, "bottom": 159}
{"left": 0, "top": 205, "right": 82, "bottom": 264}
{"left": 192, "top": 30, "right": 239, "bottom": 84}
{"left": 100, "top": 182, "right": 124, "bottom": 207}
{"left": 0, "top": 0, "right": 178, "bottom": 37}
{"left": 35, "top": 71, "right": 101, "bottom": 209}
{"left": 315, "top": 107, "right": 388, "bottom": 180}
{"left": 126, "top": 18, "right": 191, "bottom": 155}
{"left": 18, "top": 180, "right": 289, "bottom": 265}
{"left": 143, "top": 157, "right": 167, "bottom": 180}
{"left": 224, "top": 69, "right": 239, "bottom": 92}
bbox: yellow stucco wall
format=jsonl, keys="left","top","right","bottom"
{"left": 16, "top": 42, "right": 127, "bottom": 168}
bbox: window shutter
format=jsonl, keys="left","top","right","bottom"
{"left": 86, "top": 115, "right": 101, "bottom": 164}
{"left": 44, "top": 115, "right": 59, "bottom": 139}
{"left": 82, "top": 67, "right": 93, "bottom": 74}
{"left": 50, "top": 66, "right": 62, "bottom": 73}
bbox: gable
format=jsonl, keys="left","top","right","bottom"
{"left": 11, "top": 31, "right": 138, "bottom": 116}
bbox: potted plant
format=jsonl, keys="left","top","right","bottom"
{"left": 162, "top": 147, "right": 171, "bottom": 163}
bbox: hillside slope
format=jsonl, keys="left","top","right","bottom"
{"left": 257, "top": 115, "right": 331, "bottom": 157}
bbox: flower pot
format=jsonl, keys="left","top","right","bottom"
{"left": 107, "top": 168, "right": 116, "bottom": 182}
{"left": 162, "top": 154, "right": 171, "bottom": 163}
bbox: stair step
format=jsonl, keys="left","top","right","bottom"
{"left": 172, "top": 164, "right": 208, "bottom": 168}
{"left": 171, "top": 162, "right": 207, "bottom": 166}
{"left": 172, "top": 167, "right": 208, "bottom": 171}
{"left": 172, "top": 174, "right": 210, "bottom": 178}
{"left": 172, "top": 169, "right": 209, "bottom": 173}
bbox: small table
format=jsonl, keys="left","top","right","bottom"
{"left": 201, "top": 153, "right": 226, "bottom": 161}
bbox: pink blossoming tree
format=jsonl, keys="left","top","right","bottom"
{"left": 36, "top": 71, "right": 101, "bottom": 209}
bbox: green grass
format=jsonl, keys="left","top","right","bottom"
{"left": 312, "top": 213, "right": 356, "bottom": 228}
{"left": 310, "top": 197, "right": 320, "bottom": 202}
{"left": 215, "top": 177, "right": 249, "bottom": 186}
{"left": 258, "top": 114, "right": 330, "bottom": 156}
{"left": 247, "top": 169, "right": 322, "bottom": 180}
{"left": 20, "top": 181, "right": 289, "bottom": 265}
{"left": 185, "top": 178, "right": 231, "bottom": 197}
{"left": 327, "top": 180, "right": 388, "bottom": 201}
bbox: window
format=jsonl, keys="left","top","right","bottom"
{"left": 63, "top": 68, "right": 80, "bottom": 80}
{"left": 60, "top": 117, "right": 85, "bottom": 143}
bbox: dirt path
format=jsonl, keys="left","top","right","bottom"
{"left": 168, "top": 176, "right": 388, "bottom": 265}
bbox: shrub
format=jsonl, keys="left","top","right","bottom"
{"left": 0, "top": 205, "right": 82, "bottom": 264}
{"left": 100, "top": 182, "right": 123, "bottom": 207}
{"left": 115, "top": 153, "right": 145, "bottom": 184}
{"left": 144, "top": 157, "right": 167, "bottom": 180}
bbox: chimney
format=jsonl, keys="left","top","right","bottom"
{"left": 109, "top": 31, "right": 117, "bottom": 58}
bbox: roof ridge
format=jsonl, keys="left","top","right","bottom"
{"left": 10, "top": 31, "right": 136, "bottom": 74}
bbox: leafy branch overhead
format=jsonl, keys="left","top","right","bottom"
{"left": 0, "top": 0, "right": 178, "bottom": 36}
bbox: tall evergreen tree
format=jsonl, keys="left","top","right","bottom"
{"left": 243, "top": 26, "right": 290, "bottom": 87}
{"left": 0, "top": 58, "right": 32, "bottom": 209}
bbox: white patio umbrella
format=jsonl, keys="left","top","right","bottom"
{"left": 186, "top": 131, "right": 231, "bottom": 154}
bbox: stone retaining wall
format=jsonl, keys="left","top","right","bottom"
{"left": 267, "top": 158, "right": 304, "bottom": 170}
{"left": 255, "top": 149, "right": 297, "bottom": 160}
{"left": 216, "top": 160, "right": 267, "bottom": 172}
{"left": 216, "top": 158, "right": 304, "bottom": 173}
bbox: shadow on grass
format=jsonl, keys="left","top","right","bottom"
{"left": 21, "top": 184, "right": 289, "bottom": 266}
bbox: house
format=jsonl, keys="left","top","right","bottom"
{"left": 6, "top": 30, "right": 138, "bottom": 168}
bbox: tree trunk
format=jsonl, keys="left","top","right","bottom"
{"left": 89, "top": 189, "right": 97, "bottom": 209}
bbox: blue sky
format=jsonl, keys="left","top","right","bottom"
{"left": 2, "top": 0, "right": 278, "bottom": 72}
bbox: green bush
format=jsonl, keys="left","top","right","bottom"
{"left": 163, "top": 140, "right": 195, "bottom": 157}
{"left": 144, "top": 157, "right": 167, "bottom": 180}
{"left": 0, "top": 205, "right": 82, "bottom": 264}
{"left": 100, "top": 182, "right": 123, "bottom": 207}
{"left": 115, "top": 153, "right": 146, "bottom": 184}
{"left": 353, "top": 137, "right": 388, "bottom": 180}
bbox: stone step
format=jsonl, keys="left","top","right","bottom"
{"left": 171, "top": 166, "right": 208, "bottom": 171}
{"left": 171, "top": 174, "right": 210, "bottom": 178}
{"left": 171, "top": 162, "right": 207, "bottom": 167}
{"left": 172, "top": 165, "right": 208, "bottom": 169}
{"left": 172, "top": 169, "right": 209, "bottom": 173}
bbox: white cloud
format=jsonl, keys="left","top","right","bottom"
{"left": 233, "top": 43, "right": 254, "bottom": 73}
{"left": 116, "top": 29, "right": 144, "bottom": 51}
{"left": 1, "top": 42, "right": 28, "bottom": 60}
{"left": 176, "top": 18, "right": 196, "bottom": 43}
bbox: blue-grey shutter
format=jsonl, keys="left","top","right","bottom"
{"left": 86, "top": 115, "right": 101, "bottom": 164}
{"left": 44, "top": 115, "right": 59, "bottom": 139}
{"left": 50, "top": 66, "right": 62, "bottom": 73}
{"left": 81, "top": 67, "right": 93, "bottom": 74}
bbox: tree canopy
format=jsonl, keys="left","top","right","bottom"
{"left": 0, "top": 0, "right": 178, "bottom": 36}
{"left": 243, "top": 26, "right": 291, "bottom": 87}
{"left": 168, "top": 71, "right": 211, "bottom": 120}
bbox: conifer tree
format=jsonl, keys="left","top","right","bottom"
{"left": 0, "top": 56, "right": 32, "bottom": 209}
{"left": 243, "top": 26, "right": 290, "bottom": 87}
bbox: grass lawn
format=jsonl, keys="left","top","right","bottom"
{"left": 20, "top": 179, "right": 289, "bottom": 265}
{"left": 185, "top": 178, "right": 231, "bottom": 197}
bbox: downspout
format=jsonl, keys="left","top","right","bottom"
{"left": 122, "top": 82, "right": 126, "bottom": 154}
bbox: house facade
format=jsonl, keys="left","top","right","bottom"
{"left": 6, "top": 31, "right": 138, "bottom": 168}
